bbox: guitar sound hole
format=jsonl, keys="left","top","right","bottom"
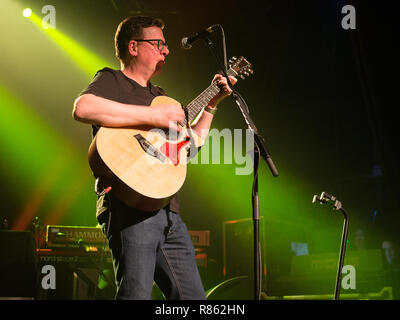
{"left": 161, "top": 128, "right": 182, "bottom": 142}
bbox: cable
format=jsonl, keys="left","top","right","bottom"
{"left": 93, "top": 184, "right": 113, "bottom": 299}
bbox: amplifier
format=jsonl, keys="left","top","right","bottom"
{"left": 189, "top": 230, "right": 210, "bottom": 247}
{"left": 46, "top": 225, "right": 106, "bottom": 248}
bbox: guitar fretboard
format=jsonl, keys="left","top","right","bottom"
{"left": 181, "top": 68, "right": 236, "bottom": 126}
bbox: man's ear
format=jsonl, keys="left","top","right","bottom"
{"left": 128, "top": 40, "right": 138, "bottom": 57}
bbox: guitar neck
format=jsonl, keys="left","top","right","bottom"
{"left": 183, "top": 68, "right": 236, "bottom": 125}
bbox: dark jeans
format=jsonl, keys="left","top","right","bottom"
{"left": 97, "top": 195, "right": 206, "bottom": 300}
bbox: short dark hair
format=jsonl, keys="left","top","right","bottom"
{"left": 114, "top": 16, "right": 165, "bottom": 63}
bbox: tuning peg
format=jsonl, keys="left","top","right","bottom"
{"left": 230, "top": 57, "right": 237, "bottom": 64}
{"left": 228, "top": 56, "right": 237, "bottom": 64}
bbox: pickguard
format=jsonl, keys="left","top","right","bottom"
{"left": 159, "top": 136, "right": 191, "bottom": 166}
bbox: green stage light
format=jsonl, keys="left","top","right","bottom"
{"left": 23, "top": 8, "right": 32, "bottom": 18}
{"left": 27, "top": 12, "right": 113, "bottom": 77}
{"left": 0, "top": 83, "right": 95, "bottom": 228}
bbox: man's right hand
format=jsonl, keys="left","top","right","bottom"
{"left": 148, "top": 104, "right": 186, "bottom": 131}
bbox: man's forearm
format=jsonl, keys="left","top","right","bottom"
{"left": 73, "top": 93, "right": 152, "bottom": 127}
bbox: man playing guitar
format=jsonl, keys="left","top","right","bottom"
{"left": 73, "top": 15, "right": 236, "bottom": 299}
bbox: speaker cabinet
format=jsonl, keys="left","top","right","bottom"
{"left": 0, "top": 231, "right": 37, "bottom": 298}
{"left": 222, "top": 218, "right": 266, "bottom": 281}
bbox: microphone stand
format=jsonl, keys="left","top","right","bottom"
{"left": 335, "top": 207, "right": 349, "bottom": 300}
{"left": 201, "top": 28, "right": 279, "bottom": 300}
{"left": 312, "top": 192, "right": 349, "bottom": 300}
{"left": 77, "top": 239, "right": 115, "bottom": 299}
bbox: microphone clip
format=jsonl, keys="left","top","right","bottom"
{"left": 312, "top": 192, "right": 343, "bottom": 211}
{"left": 181, "top": 25, "right": 219, "bottom": 50}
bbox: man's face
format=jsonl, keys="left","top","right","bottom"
{"left": 134, "top": 26, "right": 169, "bottom": 77}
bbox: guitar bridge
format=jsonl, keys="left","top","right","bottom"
{"left": 134, "top": 134, "right": 166, "bottom": 162}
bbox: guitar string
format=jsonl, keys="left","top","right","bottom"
{"left": 161, "top": 68, "right": 238, "bottom": 136}
{"left": 184, "top": 68, "right": 235, "bottom": 125}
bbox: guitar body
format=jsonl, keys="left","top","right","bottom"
{"left": 88, "top": 95, "right": 204, "bottom": 211}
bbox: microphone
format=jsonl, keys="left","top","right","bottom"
{"left": 181, "top": 25, "right": 219, "bottom": 49}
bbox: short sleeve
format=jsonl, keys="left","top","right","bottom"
{"left": 79, "top": 68, "right": 121, "bottom": 101}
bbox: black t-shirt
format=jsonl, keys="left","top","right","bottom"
{"left": 80, "top": 67, "right": 179, "bottom": 213}
{"left": 80, "top": 67, "right": 167, "bottom": 137}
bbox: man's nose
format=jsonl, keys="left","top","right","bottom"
{"left": 162, "top": 46, "right": 169, "bottom": 56}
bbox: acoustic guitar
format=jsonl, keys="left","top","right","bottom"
{"left": 88, "top": 56, "right": 253, "bottom": 211}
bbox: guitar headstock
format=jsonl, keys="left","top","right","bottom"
{"left": 228, "top": 56, "right": 253, "bottom": 80}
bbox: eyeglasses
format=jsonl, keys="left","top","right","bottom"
{"left": 134, "top": 39, "right": 168, "bottom": 51}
